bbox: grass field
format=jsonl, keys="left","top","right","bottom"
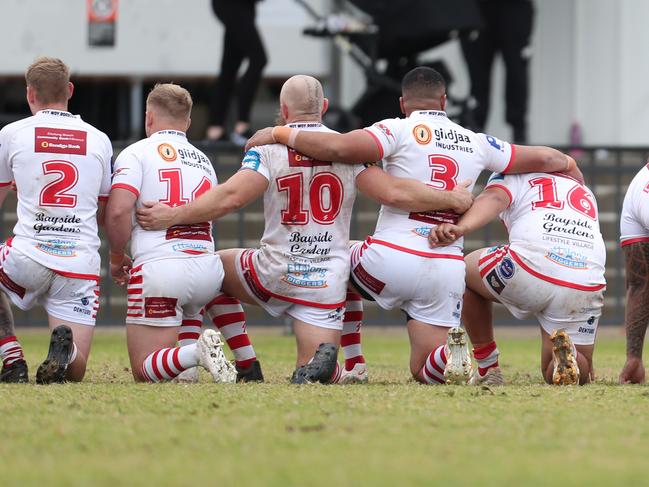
{"left": 2, "top": 325, "right": 648, "bottom": 486}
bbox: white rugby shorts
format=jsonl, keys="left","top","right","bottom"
{"left": 235, "top": 249, "right": 344, "bottom": 330}
{"left": 0, "top": 242, "right": 99, "bottom": 325}
{"left": 349, "top": 239, "right": 466, "bottom": 326}
{"left": 126, "top": 254, "right": 224, "bottom": 326}
{"left": 478, "top": 245, "right": 603, "bottom": 345}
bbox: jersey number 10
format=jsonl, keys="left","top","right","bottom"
{"left": 277, "top": 172, "right": 344, "bottom": 225}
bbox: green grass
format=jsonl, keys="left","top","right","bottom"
{"left": 2, "top": 327, "right": 648, "bottom": 486}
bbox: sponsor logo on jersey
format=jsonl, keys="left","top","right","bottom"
{"left": 409, "top": 210, "right": 459, "bottom": 225}
{"left": 545, "top": 246, "right": 588, "bottom": 269}
{"left": 35, "top": 127, "right": 87, "bottom": 155}
{"left": 283, "top": 262, "right": 328, "bottom": 289}
{"left": 35, "top": 239, "right": 77, "bottom": 257}
{"left": 497, "top": 257, "right": 515, "bottom": 279}
{"left": 484, "top": 134, "right": 505, "bottom": 152}
{"left": 171, "top": 242, "right": 209, "bottom": 253}
{"left": 287, "top": 148, "right": 330, "bottom": 167}
{"left": 289, "top": 231, "right": 333, "bottom": 256}
{"left": 157, "top": 143, "right": 177, "bottom": 162}
{"left": 373, "top": 123, "right": 395, "bottom": 141}
{"left": 434, "top": 128, "right": 471, "bottom": 144}
{"left": 113, "top": 167, "right": 129, "bottom": 176}
{"left": 413, "top": 124, "right": 432, "bottom": 145}
{"left": 144, "top": 297, "right": 178, "bottom": 318}
{"left": 411, "top": 227, "right": 431, "bottom": 238}
{"left": 33, "top": 213, "right": 82, "bottom": 234}
{"left": 165, "top": 222, "right": 212, "bottom": 242}
{"left": 241, "top": 150, "right": 261, "bottom": 171}
{"left": 542, "top": 213, "right": 595, "bottom": 240}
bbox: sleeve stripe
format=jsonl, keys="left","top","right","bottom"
{"left": 0, "top": 182, "right": 12, "bottom": 187}
{"left": 485, "top": 183, "right": 513, "bottom": 208}
{"left": 502, "top": 143, "right": 516, "bottom": 174}
{"left": 363, "top": 129, "right": 384, "bottom": 160}
{"left": 111, "top": 183, "right": 140, "bottom": 198}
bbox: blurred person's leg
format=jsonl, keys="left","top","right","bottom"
{"left": 496, "top": 0, "right": 534, "bottom": 144}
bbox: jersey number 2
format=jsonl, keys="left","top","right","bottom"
{"left": 40, "top": 160, "right": 79, "bottom": 208}
{"left": 277, "top": 172, "right": 344, "bottom": 225}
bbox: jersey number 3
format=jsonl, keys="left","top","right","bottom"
{"left": 277, "top": 172, "right": 344, "bottom": 225}
{"left": 40, "top": 160, "right": 79, "bottom": 208}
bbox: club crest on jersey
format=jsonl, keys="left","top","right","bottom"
{"left": 545, "top": 246, "right": 588, "bottom": 269}
{"left": 413, "top": 124, "right": 432, "bottom": 145}
{"left": 157, "top": 143, "right": 177, "bottom": 162}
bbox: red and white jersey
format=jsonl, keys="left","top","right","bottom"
{"left": 485, "top": 172, "right": 606, "bottom": 290}
{"left": 241, "top": 122, "right": 366, "bottom": 309}
{"left": 111, "top": 130, "right": 217, "bottom": 265}
{"left": 620, "top": 163, "right": 649, "bottom": 247}
{"left": 0, "top": 109, "right": 112, "bottom": 279}
{"left": 364, "top": 110, "right": 514, "bottom": 258}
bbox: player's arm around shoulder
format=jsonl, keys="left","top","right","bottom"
{"left": 246, "top": 126, "right": 382, "bottom": 164}
{"left": 136, "top": 146, "right": 269, "bottom": 230}
{"left": 355, "top": 165, "right": 473, "bottom": 213}
{"left": 509, "top": 145, "right": 584, "bottom": 183}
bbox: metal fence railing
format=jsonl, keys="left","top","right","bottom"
{"left": 5, "top": 143, "right": 647, "bottom": 326}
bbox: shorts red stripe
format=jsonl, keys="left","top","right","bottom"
{"left": 479, "top": 258, "right": 500, "bottom": 278}
{"left": 213, "top": 312, "right": 245, "bottom": 327}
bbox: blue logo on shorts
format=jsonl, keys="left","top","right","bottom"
{"left": 587, "top": 316, "right": 595, "bottom": 325}
{"left": 81, "top": 297, "right": 89, "bottom": 306}
{"left": 498, "top": 257, "right": 515, "bottom": 279}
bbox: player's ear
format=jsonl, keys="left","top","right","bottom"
{"left": 67, "top": 82, "right": 74, "bottom": 101}
{"left": 321, "top": 98, "right": 329, "bottom": 116}
{"left": 440, "top": 94, "right": 447, "bottom": 111}
{"left": 281, "top": 102, "right": 289, "bottom": 122}
{"left": 184, "top": 117, "right": 191, "bottom": 132}
{"left": 399, "top": 96, "right": 406, "bottom": 115}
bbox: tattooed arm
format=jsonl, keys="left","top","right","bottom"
{"left": 619, "top": 242, "right": 649, "bottom": 383}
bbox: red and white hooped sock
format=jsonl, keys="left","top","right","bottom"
{"left": 0, "top": 335, "right": 24, "bottom": 367}
{"left": 178, "top": 318, "right": 203, "bottom": 347}
{"left": 473, "top": 341, "right": 499, "bottom": 376}
{"left": 205, "top": 294, "right": 256, "bottom": 369}
{"left": 419, "top": 345, "right": 447, "bottom": 385}
{"left": 341, "top": 291, "right": 365, "bottom": 371}
{"left": 141, "top": 344, "right": 198, "bottom": 382}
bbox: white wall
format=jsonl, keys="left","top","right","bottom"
{"left": 0, "top": 0, "right": 331, "bottom": 77}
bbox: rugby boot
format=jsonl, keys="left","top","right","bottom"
{"left": 291, "top": 343, "right": 338, "bottom": 384}
{"left": 0, "top": 358, "right": 28, "bottom": 383}
{"left": 36, "top": 325, "right": 73, "bottom": 384}
{"left": 444, "top": 327, "right": 472, "bottom": 385}
{"left": 469, "top": 366, "right": 505, "bottom": 386}
{"left": 236, "top": 360, "right": 264, "bottom": 383}
{"left": 339, "top": 362, "right": 368, "bottom": 384}
{"left": 551, "top": 329, "right": 580, "bottom": 385}
{"left": 197, "top": 329, "right": 237, "bottom": 383}
{"left": 173, "top": 367, "right": 199, "bottom": 383}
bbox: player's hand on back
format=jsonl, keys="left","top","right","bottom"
{"left": 428, "top": 223, "right": 465, "bottom": 248}
{"left": 136, "top": 201, "right": 176, "bottom": 230}
{"left": 619, "top": 356, "right": 645, "bottom": 384}
{"left": 110, "top": 254, "right": 132, "bottom": 287}
{"left": 450, "top": 179, "right": 473, "bottom": 214}
{"left": 245, "top": 127, "right": 275, "bottom": 152}
{"left": 559, "top": 155, "right": 585, "bottom": 185}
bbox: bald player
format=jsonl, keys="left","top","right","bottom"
{"left": 136, "top": 75, "right": 473, "bottom": 383}
{"left": 245, "top": 67, "right": 582, "bottom": 386}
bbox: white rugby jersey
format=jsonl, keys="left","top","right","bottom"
{"left": 364, "top": 110, "right": 514, "bottom": 258}
{"left": 0, "top": 109, "right": 112, "bottom": 279}
{"left": 111, "top": 130, "right": 217, "bottom": 265}
{"left": 620, "top": 163, "right": 649, "bottom": 247}
{"left": 485, "top": 172, "right": 606, "bottom": 290}
{"left": 241, "top": 122, "right": 365, "bottom": 309}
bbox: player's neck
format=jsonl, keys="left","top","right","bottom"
{"left": 32, "top": 103, "right": 69, "bottom": 114}
{"left": 147, "top": 124, "right": 187, "bottom": 136}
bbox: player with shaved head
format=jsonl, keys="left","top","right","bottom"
{"left": 244, "top": 66, "right": 583, "bottom": 386}
{"left": 136, "top": 74, "right": 474, "bottom": 383}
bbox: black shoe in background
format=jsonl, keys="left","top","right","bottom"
{"left": 0, "top": 358, "right": 28, "bottom": 383}
{"left": 36, "top": 325, "right": 73, "bottom": 384}
{"left": 236, "top": 360, "right": 264, "bottom": 383}
{"left": 290, "top": 343, "right": 338, "bottom": 384}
